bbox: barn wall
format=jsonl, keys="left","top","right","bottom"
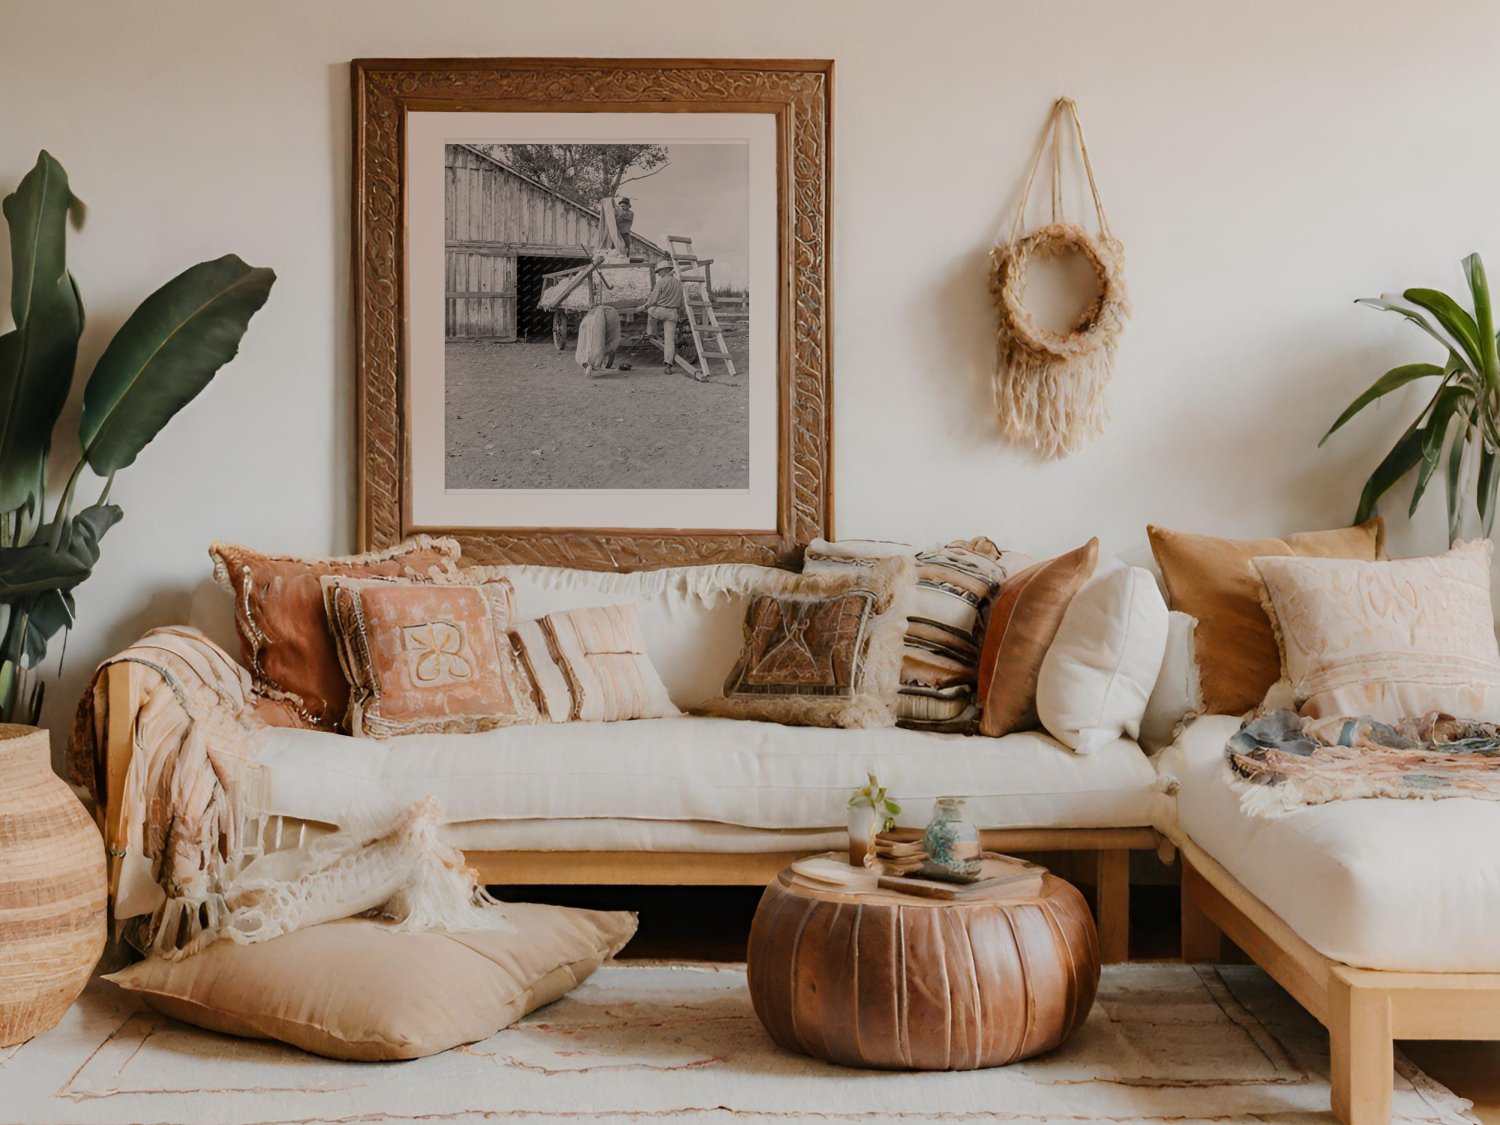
{"left": 444, "top": 145, "right": 663, "bottom": 338}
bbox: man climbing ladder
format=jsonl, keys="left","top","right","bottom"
{"left": 643, "top": 260, "right": 685, "bottom": 375}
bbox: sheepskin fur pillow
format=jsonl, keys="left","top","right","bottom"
{"left": 697, "top": 555, "right": 915, "bottom": 729}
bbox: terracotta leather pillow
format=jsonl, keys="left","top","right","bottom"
{"left": 210, "top": 537, "right": 461, "bottom": 730}
{"left": 1147, "top": 518, "right": 1385, "bottom": 716}
{"left": 105, "top": 904, "right": 637, "bottom": 1061}
{"left": 977, "top": 539, "right": 1098, "bottom": 738}
{"left": 323, "top": 575, "right": 540, "bottom": 738}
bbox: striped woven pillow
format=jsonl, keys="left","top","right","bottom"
{"left": 803, "top": 538, "right": 1026, "bottom": 732}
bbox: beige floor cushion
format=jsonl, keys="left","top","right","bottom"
{"left": 105, "top": 903, "right": 637, "bottom": 1060}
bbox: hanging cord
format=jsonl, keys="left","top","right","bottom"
{"left": 1002, "top": 97, "right": 1112, "bottom": 247}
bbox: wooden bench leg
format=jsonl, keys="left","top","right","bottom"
{"left": 1179, "top": 858, "right": 1224, "bottom": 963}
{"left": 1329, "top": 968, "right": 1393, "bottom": 1125}
{"left": 1094, "top": 848, "right": 1130, "bottom": 964}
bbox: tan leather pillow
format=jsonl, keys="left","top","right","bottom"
{"left": 104, "top": 904, "right": 637, "bottom": 1061}
{"left": 323, "top": 575, "right": 540, "bottom": 737}
{"left": 210, "top": 537, "right": 461, "bottom": 729}
{"left": 977, "top": 539, "right": 1099, "bottom": 737}
{"left": 1147, "top": 518, "right": 1385, "bottom": 716}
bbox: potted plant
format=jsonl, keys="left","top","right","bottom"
{"left": 0, "top": 151, "right": 274, "bottom": 724}
{"left": 1323, "top": 253, "right": 1500, "bottom": 543}
{"left": 846, "top": 772, "right": 901, "bottom": 865}
{"left": 0, "top": 150, "right": 272, "bottom": 1045}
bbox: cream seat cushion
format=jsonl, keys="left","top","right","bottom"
{"left": 1158, "top": 714, "right": 1500, "bottom": 972}
{"left": 105, "top": 903, "right": 637, "bottom": 1060}
{"left": 247, "top": 716, "right": 1159, "bottom": 832}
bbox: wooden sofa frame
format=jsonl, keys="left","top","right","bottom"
{"left": 99, "top": 661, "right": 1155, "bottom": 963}
{"left": 1179, "top": 835, "right": 1500, "bottom": 1125}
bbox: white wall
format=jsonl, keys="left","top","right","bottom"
{"left": 2, "top": 0, "right": 1496, "bottom": 745}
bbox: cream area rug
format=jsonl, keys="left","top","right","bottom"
{"left": 0, "top": 963, "right": 1474, "bottom": 1124}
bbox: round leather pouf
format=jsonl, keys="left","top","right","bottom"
{"left": 747, "top": 868, "right": 1099, "bottom": 1070}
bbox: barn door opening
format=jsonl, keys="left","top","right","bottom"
{"left": 517, "top": 255, "right": 591, "bottom": 341}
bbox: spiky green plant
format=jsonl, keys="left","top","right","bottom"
{"left": 0, "top": 151, "right": 274, "bottom": 724}
{"left": 1323, "top": 253, "right": 1500, "bottom": 544}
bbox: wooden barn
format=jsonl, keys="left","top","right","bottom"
{"left": 445, "top": 144, "right": 666, "bottom": 341}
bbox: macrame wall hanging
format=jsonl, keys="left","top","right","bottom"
{"left": 990, "top": 97, "right": 1129, "bottom": 460}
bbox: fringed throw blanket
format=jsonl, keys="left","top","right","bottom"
{"left": 70, "top": 627, "right": 509, "bottom": 959}
{"left": 1227, "top": 708, "right": 1500, "bottom": 816}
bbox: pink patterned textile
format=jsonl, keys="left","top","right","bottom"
{"left": 1226, "top": 708, "right": 1500, "bottom": 816}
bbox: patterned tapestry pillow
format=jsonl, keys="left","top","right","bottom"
{"left": 510, "top": 603, "right": 680, "bottom": 723}
{"left": 803, "top": 538, "right": 1024, "bottom": 731}
{"left": 1147, "top": 518, "right": 1385, "bottom": 717}
{"left": 322, "top": 574, "right": 539, "bottom": 738}
{"left": 1254, "top": 540, "right": 1500, "bottom": 723}
{"left": 700, "top": 555, "right": 916, "bottom": 729}
{"left": 211, "top": 537, "right": 461, "bottom": 730}
{"left": 977, "top": 538, "right": 1099, "bottom": 738}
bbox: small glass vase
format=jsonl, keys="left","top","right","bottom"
{"left": 921, "top": 797, "right": 983, "bottom": 882}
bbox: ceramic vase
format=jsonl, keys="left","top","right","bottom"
{"left": 921, "top": 796, "right": 983, "bottom": 882}
{"left": 0, "top": 725, "right": 107, "bottom": 1046}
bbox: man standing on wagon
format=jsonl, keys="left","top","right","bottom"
{"left": 644, "top": 259, "right": 686, "bottom": 374}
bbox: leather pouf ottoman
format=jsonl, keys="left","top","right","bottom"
{"left": 747, "top": 866, "right": 1099, "bottom": 1070}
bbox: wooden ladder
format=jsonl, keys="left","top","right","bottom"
{"left": 666, "top": 234, "right": 736, "bottom": 380}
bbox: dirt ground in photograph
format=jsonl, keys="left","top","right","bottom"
{"left": 444, "top": 326, "right": 750, "bottom": 490}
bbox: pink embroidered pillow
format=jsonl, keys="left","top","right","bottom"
{"left": 322, "top": 575, "right": 539, "bottom": 738}
{"left": 1254, "top": 540, "right": 1500, "bottom": 722}
{"left": 510, "top": 603, "right": 679, "bottom": 723}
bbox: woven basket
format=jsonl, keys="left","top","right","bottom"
{"left": 0, "top": 724, "right": 106, "bottom": 1046}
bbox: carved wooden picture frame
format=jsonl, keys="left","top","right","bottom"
{"left": 352, "top": 58, "right": 833, "bottom": 569}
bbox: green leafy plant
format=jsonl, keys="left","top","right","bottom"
{"left": 847, "top": 772, "right": 901, "bottom": 832}
{"left": 1323, "top": 253, "right": 1500, "bottom": 543}
{"left": 0, "top": 151, "right": 274, "bottom": 724}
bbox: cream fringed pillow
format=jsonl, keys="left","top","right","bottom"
{"left": 106, "top": 905, "right": 637, "bottom": 1061}
{"left": 510, "top": 603, "right": 679, "bottom": 723}
{"left": 699, "top": 555, "right": 916, "bottom": 729}
{"left": 1254, "top": 540, "right": 1500, "bottom": 722}
{"left": 323, "top": 574, "right": 539, "bottom": 738}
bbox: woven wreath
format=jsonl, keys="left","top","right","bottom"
{"left": 991, "top": 100, "right": 1129, "bottom": 460}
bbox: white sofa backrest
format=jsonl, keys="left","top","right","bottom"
{"left": 496, "top": 563, "right": 783, "bottom": 710}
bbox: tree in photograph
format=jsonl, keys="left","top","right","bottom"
{"left": 479, "top": 144, "right": 669, "bottom": 207}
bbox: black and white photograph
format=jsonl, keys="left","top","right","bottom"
{"left": 442, "top": 140, "right": 751, "bottom": 492}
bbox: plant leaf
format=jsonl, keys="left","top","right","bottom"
{"left": 0, "top": 151, "right": 84, "bottom": 512}
{"left": 1320, "top": 363, "right": 1443, "bottom": 445}
{"left": 79, "top": 254, "right": 274, "bottom": 474}
{"left": 1355, "top": 421, "right": 1426, "bottom": 524}
{"left": 1462, "top": 253, "right": 1500, "bottom": 387}
{"left": 1446, "top": 414, "right": 1470, "bottom": 544}
{"left": 0, "top": 542, "right": 91, "bottom": 598}
{"left": 1410, "top": 388, "right": 1469, "bottom": 517}
{"left": 1404, "top": 287, "right": 1484, "bottom": 372}
{"left": 1481, "top": 447, "right": 1500, "bottom": 536}
{"left": 1357, "top": 295, "right": 1474, "bottom": 369}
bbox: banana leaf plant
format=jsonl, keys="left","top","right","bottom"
{"left": 1323, "top": 253, "right": 1500, "bottom": 545}
{"left": 0, "top": 151, "right": 274, "bottom": 725}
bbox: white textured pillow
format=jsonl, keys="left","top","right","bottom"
{"left": 1036, "top": 565, "right": 1169, "bottom": 753}
{"left": 1138, "top": 611, "right": 1202, "bottom": 751}
{"left": 1254, "top": 540, "right": 1500, "bottom": 722}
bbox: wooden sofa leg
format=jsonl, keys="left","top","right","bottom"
{"left": 1179, "top": 858, "right": 1224, "bottom": 963}
{"left": 1328, "top": 968, "right": 1393, "bottom": 1125}
{"left": 1094, "top": 848, "right": 1129, "bottom": 964}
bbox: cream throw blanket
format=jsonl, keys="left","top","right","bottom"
{"left": 70, "top": 627, "right": 510, "bottom": 960}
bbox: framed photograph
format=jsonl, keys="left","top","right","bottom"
{"left": 352, "top": 58, "right": 833, "bottom": 569}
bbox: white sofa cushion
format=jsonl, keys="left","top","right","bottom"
{"left": 1158, "top": 714, "right": 1500, "bottom": 972}
{"left": 1035, "top": 564, "right": 1168, "bottom": 754}
{"left": 494, "top": 564, "right": 789, "bottom": 710}
{"left": 249, "top": 717, "right": 1158, "bottom": 834}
